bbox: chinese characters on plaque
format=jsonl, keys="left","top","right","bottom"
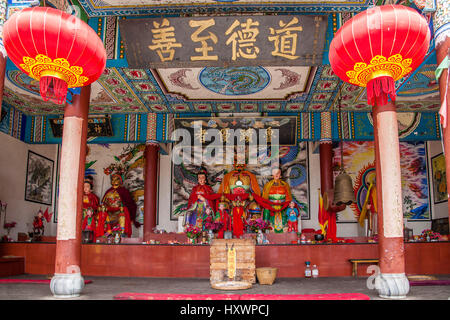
{"left": 119, "top": 15, "right": 328, "bottom": 68}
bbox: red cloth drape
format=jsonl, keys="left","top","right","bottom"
{"left": 326, "top": 212, "right": 338, "bottom": 242}
{"left": 366, "top": 76, "right": 396, "bottom": 107}
{"left": 217, "top": 209, "right": 231, "bottom": 239}
{"left": 95, "top": 210, "right": 108, "bottom": 238}
{"left": 232, "top": 206, "right": 245, "bottom": 238}
{"left": 252, "top": 192, "right": 290, "bottom": 213}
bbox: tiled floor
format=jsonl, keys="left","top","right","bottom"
{"left": 0, "top": 273, "right": 449, "bottom": 300}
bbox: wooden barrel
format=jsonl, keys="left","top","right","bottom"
{"left": 210, "top": 238, "right": 255, "bottom": 284}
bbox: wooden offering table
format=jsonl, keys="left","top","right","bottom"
{"left": 210, "top": 239, "right": 255, "bottom": 285}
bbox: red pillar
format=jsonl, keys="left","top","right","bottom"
{"left": 50, "top": 85, "right": 90, "bottom": 298}
{"left": 437, "top": 38, "right": 450, "bottom": 220}
{"left": 319, "top": 143, "right": 334, "bottom": 194}
{"left": 372, "top": 100, "right": 409, "bottom": 298}
{"left": 319, "top": 142, "right": 345, "bottom": 241}
{"left": 143, "top": 142, "right": 159, "bottom": 241}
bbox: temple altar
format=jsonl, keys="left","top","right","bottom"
{"left": 1, "top": 241, "right": 449, "bottom": 278}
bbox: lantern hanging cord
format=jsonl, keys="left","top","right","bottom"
{"left": 336, "top": 83, "right": 345, "bottom": 173}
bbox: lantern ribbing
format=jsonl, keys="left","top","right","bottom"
{"left": 329, "top": 5, "right": 431, "bottom": 106}
{"left": 3, "top": 7, "right": 106, "bottom": 105}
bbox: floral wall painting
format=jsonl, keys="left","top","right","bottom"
{"left": 25, "top": 151, "right": 54, "bottom": 206}
{"left": 431, "top": 153, "right": 447, "bottom": 204}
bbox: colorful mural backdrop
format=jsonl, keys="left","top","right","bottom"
{"left": 172, "top": 142, "right": 309, "bottom": 221}
{"left": 333, "top": 141, "right": 431, "bottom": 222}
{"left": 85, "top": 143, "right": 145, "bottom": 225}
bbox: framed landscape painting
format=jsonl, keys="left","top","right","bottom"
{"left": 25, "top": 151, "right": 54, "bottom": 205}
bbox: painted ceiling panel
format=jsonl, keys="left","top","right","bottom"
{"left": 4, "top": 63, "right": 440, "bottom": 115}
{"left": 76, "top": 0, "right": 373, "bottom": 17}
{"left": 155, "top": 66, "right": 312, "bottom": 101}
{"left": 2, "top": 1, "right": 439, "bottom": 116}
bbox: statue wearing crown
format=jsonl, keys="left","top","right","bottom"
{"left": 101, "top": 165, "right": 136, "bottom": 238}
{"left": 218, "top": 159, "right": 261, "bottom": 238}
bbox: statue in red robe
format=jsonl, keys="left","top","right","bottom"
{"left": 82, "top": 209, "right": 97, "bottom": 242}
{"left": 215, "top": 199, "right": 231, "bottom": 239}
{"left": 82, "top": 178, "right": 99, "bottom": 220}
{"left": 231, "top": 194, "right": 247, "bottom": 239}
{"left": 218, "top": 162, "right": 261, "bottom": 238}
{"left": 185, "top": 169, "right": 215, "bottom": 229}
{"left": 95, "top": 205, "right": 108, "bottom": 238}
{"left": 81, "top": 177, "right": 100, "bottom": 242}
{"left": 32, "top": 210, "right": 45, "bottom": 236}
{"left": 101, "top": 174, "right": 135, "bottom": 237}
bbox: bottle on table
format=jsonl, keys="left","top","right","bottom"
{"left": 300, "top": 233, "right": 306, "bottom": 244}
{"left": 312, "top": 264, "right": 319, "bottom": 278}
{"left": 304, "top": 261, "right": 312, "bottom": 278}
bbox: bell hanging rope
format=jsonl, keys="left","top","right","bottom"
{"left": 332, "top": 85, "right": 355, "bottom": 206}
{"left": 329, "top": 5, "right": 431, "bottom": 106}
{"left": 3, "top": 7, "right": 107, "bottom": 104}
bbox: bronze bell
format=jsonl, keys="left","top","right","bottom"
{"left": 333, "top": 171, "right": 356, "bottom": 206}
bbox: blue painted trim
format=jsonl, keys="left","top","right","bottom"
{"left": 77, "top": 0, "right": 370, "bottom": 17}
{"left": 106, "top": 58, "right": 128, "bottom": 68}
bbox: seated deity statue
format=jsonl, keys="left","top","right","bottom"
{"left": 101, "top": 174, "right": 136, "bottom": 237}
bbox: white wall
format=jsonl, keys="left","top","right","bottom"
{"left": 1, "top": 133, "right": 439, "bottom": 241}
{"left": 157, "top": 153, "right": 178, "bottom": 232}
{"left": 0, "top": 132, "right": 58, "bottom": 241}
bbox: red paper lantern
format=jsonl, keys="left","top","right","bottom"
{"left": 3, "top": 7, "right": 106, "bottom": 104}
{"left": 329, "top": 5, "right": 430, "bottom": 106}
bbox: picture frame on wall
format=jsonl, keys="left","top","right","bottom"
{"left": 25, "top": 150, "right": 54, "bottom": 206}
{"left": 431, "top": 153, "right": 447, "bottom": 204}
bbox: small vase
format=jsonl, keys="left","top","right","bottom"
{"left": 207, "top": 230, "right": 214, "bottom": 243}
{"left": 189, "top": 237, "right": 196, "bottom": 244}
{"left": 257, "top": 230, "right": 264, "bottom": 244}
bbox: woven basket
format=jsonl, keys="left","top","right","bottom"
{"left": 256, "top": 267, "right": 277, "bottom": 285}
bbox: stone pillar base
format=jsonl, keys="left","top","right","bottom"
{"left": 376, "top": 273, "right": 409, "bottom": 299}
{"left": 50, "top": 273, "right": 85, "bottom": 298}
